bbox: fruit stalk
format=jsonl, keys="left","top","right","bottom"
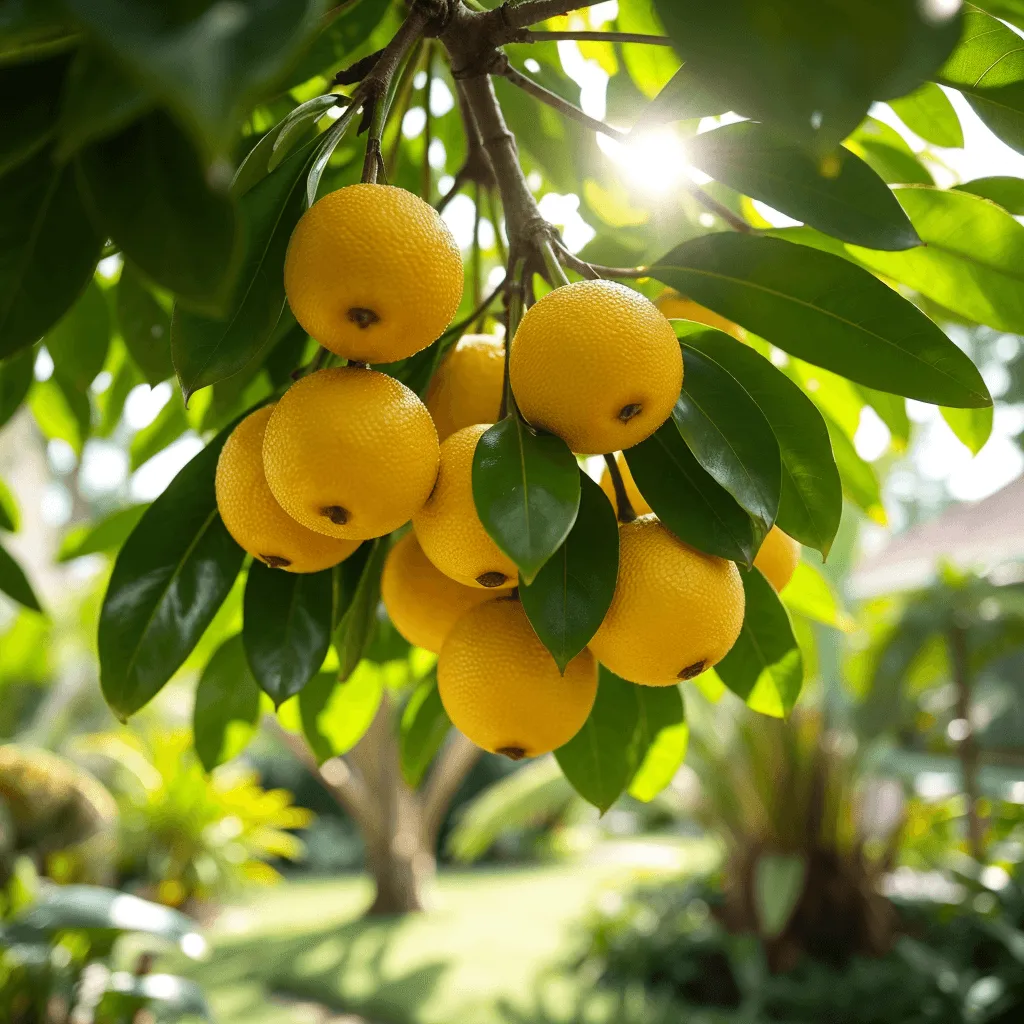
{"left": 603, "top": 453, "right": 638, "bottom": 524}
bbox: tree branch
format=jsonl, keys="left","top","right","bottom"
{"left": 603, "top": 453, "right": 637, "bottom": 524}
{"left": 499, "top": 0, "right": 606, "bottom": 32}
{"left": 422, "top": 732, "right": 482, "bottom": 848}
{"left": 520, "top": 30, "right": 674, "bottom": 46}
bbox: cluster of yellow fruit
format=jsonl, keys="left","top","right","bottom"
{"left": 214, "top": 182, "right": 802, "bottom": 762}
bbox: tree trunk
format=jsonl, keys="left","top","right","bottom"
{"left": 363, "top": 796, "right": 436, "bottom": 916}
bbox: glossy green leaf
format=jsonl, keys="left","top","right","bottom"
{"left": 889, "top": 81, "right": 963, "bottom": 148}
{"left": 0, "top": 348, "right": 35, "bottom": 430}
{"left": 334, "top": 538, "right": 387, "bottom": 681}
{"left": 823, "top": 415, "right": 886, "bottom": 525}
{"left": 0, "top": 539, "right": 41, "bottom": 612}
{"left": 520, "top": 471, "right": 618, "bottom": 673}
{"left": 0, "top": 53, "right": 67, "bottom": 176}
{"left": 243, "top": 561, "right": 334, "bottom": 707}
{"left": 686, "top": 121, "right": 919, "bottom": 250}
{"left": 29, "top": 377, "right": 89, "bottom": 454}
{"left": 78, "top": 111, "right": 242, "bottom": 315}
{"left": 555, "top": 667, "right": 641, "bottom": 813}
{"left": 781, "top": 561, "right": 851, "bottom": 632}
{"left": 299, "top": 664, "right": 384, "bottom": 764}
{"left": 974, "top": 0, "right": 1024, "bottom": 29}
{"left": 58, "top": 504, "right": 149, "bottom": 562}
{"left": 0, "top": 478, "right": 17, "bottom": 532}
{"left": 65, "top": 0, "right": 324, "bottom": 158}
{"left": 942, "top": 405, "right": 994, "bottom": 456}
{"left": 616, "top": 2, "right": 679, "bottom": 98}
{"left": 653, "top": 233, "right": 990, "bottom": 409}
{"left": 117, "top": 263, "right": 173, "bottom": 386}
{"left": 846, "top": 117, "right": 934, "bottom": 186}
{"left": 45, "top": 279, "right": 110, "bottom": 391}
{"left": 400, "top": 671, "right": 451, "bottom": 788}
{"left": 0, "top": 148, "right": 103, "bottom": 359}
{"left": 193, "top": 634, "right": 261, "bottom": 772}
{"left": 98, "top": 424, "right": 245, "bottom": 719}
{"left": 955, "top": 175, "right": 1024, "bottom": 214}
{"left": 938, "top": 9, "right": 1024, "bottom": 155}
{"left": 654, "top": 0, "right": 961, "bottom": 151}
{"left": 472, "top": 415, "right": 581, "bottom": 584}
{"left": 628, "top": 685, "right": 688, "bottom": 802}
{"left": 634, "top": 64, "right": 728, "bottom": 128}
{"left": 852, "top": 186, "right": 1024, "bottom": 336}
{"left": 674, "top": 345, "right": 780, "bottom": 540}
{"left": 716, "top": 568, "right": 803, "bottom": 718}
{"left": 682, "top": 330, "right": 842, "bottom": 558}
{"left": 625, "top": 418, "right": 756, "bottom": 564}
{"left": 172, "top": 138, "right": 316, "bottom": 402}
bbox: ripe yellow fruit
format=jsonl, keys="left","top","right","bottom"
{"left": 215, "top": 406, "right": 361, "bottom": 573}
{"left": 591, "top": 515, "right": 744, "bottom": 686}
{"left": 263, "top": 367, "right": 439, "bottom": 541}
{"left": 656, "top": 288, "right": 746, "bottom": 341}
{"left": 412, "top": 423, "right": 518, "bottom": 588}
{"left": 425, "top": 334, "right": 505, "bottom": 442}
{"left": 381, "top": 532, "right": 511, "bottom": 654}
{"left": 510, "top": 280, "right": 683, "bottom": 454}
{"left": 438, "top": 596, "right": 598, "bottom": 759}
{"left": 754, "top": 525, "right": 801, "bottom": 592}
{"left": 598, "top": 452, "right": 652, "bottom": 517}
{"left": 283, "top": 184, "right": 463, "bottom": 363}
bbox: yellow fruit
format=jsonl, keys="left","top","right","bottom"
{"left": 263, "top": 367, "right": 439, "bottom": 541}
{"left": 381, "top": 532, "right": 511, "bottom": 654}
{"left": 284, "top": 184, "right": 463, "bottom": 362}
{"left": 438, "top": 596, "right": 598, "bottom": 759}
{"left": 425, "top": 333, "right": 505, "bottom": 442}
{"left": 754, "top": 525, "right": 801, "bottom": 592}
{"left": 215, "top": 406, "right": 361, "bottom": 573}
{"left": 598, "top": 452, "right": 652, "bottom": 517}
{"left": 412, "top": 423, "right": 518, "bottom": 589}
{"left": 656, "top": 289, "right": 746, "bottom": 341}
{"left": 509, "top": 280, "right": 683, "bottom": 455}
{"left": 591, "top": 515, "right": 744, "bottom": 686}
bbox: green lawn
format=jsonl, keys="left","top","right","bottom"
{"left": 183, "top": 839, "right": 717, "bottom": 1024}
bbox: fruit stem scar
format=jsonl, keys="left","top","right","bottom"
{"left": 261, "top": 554, "right": 292, "bottom": 569}
{"left": 497, "top": 746, "right": 526, "bottom": 760}
{"left": 476, "top": 571, "right": 509, "bottom": 587}
{"left": 320, "top": 505, "right": 350, "bottom": 525}
{"left": 348, "top": 307, "right": 381, "bottom": 329}
{"left": 618, "top": 402, "right": 642, "bottom": 423}
{"left": 678, "top": 660, "right": 706, "bottom": 680}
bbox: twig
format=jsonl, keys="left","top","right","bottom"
{"left": 500, "top": 0, "right": 607, "bottom": 32}
{"left": 683, "top": 182, "right": 754, "bottom": 234}
{"left": 538, "top": 237, "right": 570, "bottom": 287}
{"left": 472, "top": 181, "right": 482, "bottom": 308}
{"left": 436, "top": 165, "right": 471, "bottom": 213}
{"left": 499, "top": 60, "right": 627, "bottom": 141}
{"left": 422, "top": 42, "right": 434, "bottom": 201}
{"left": 552, "top": 238, "right": 645, "bottom": 279}
{"left": 334, "top": 48, "right": 384, "bottom": 86}
{"left": 520, "top": 30, "right": 674, "bottom": 46}
{"left": 383, "top": 38, "right": 426, "bottom": 181}
{"left": 603, "top": 453, "right": 637, "bottom": 524}
{"left": 486, "top": 187, "right": 507, "bottom": 266}
{"left": 499, "top": 258, "right": 526, "bottom": 419}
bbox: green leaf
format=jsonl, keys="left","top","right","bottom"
{"left": 686, "top": 121, "right": 920, "bottom": 251}
{"left": 78, "top": 111, "right": 242, "bottom": 315}
{"left": 616, "top": 1, "right": 679, "bottom": 98}
{"left": 520, "top": 471, "right": 618, "bottom": 673}
{"left": 938, "top": 8, "right": 1024, "bottom": 155}
{"left": 625, "top": 418, "right": 756, "bottom": 564}
{"left": 628, "top": 685, "right": 688, "bottom": 802}
{"left": 334, "top": 539, "right": 387, "bottom": 682}
{"left": 856, "top": 385, "right": 910, "bottom": 450}
{"left": 973, "top": 0, "right": 1024, "bottom": 30}
{"left": 0, "top": 478, "right": 18, "bottom": 532}
{"left": 823, "top": 414, "right": 886, "bottom": 525}
{"left": 846, "top": 117, "right": 934, "bottom": 186}
{"left": 299, "top": 665, "right": 384, "bottom": 764}
{"left": 98, "top": 422, "right": 245, "bottom": 719}
{"left": 716, "top": 568, "right": 803, "bottom": 717}
{"left": 117, "top": 263, "right": 172, "bottom": 386}
{"left": 653, "top": 233, "right": 990, "bottom": 409}
{"left": 400, "top": 671, "right": 451, "bottom": 787}
{"left": 634, "top": 64, "right": 728, "bottom": 128}
{"left": 0, "top": 52, "right": 67, "bottom": 176}
{"left": 171, "top": 137, "right": 316, "bottom": 402}
{"left": 243, "top": 561, "right": 334, "bottom": 707}
{"left": 0, "top": 348, "right": 35, "bottom": 430}
{"left": 942, "top": 405, "right": 994, "bottom": 456}
{"left": 0, "top": 148, "right": 103, "bottom": 360}
{"left": 130, "top": 395, "right": 188, "bottom": 471}
{"left": 955, "top": 175, "right": 1024, "bottom": 214}
{"left": 889, "top": 81, "right": 963, "bottom": 148}
{"left": 682, "top": 330, "right": 841, "bottom": 558}
{"left": 58, "top": 504, "right": 149, "bottom": 562}
{"left": 0, "top": 539, "right": 41, "bottom": 612}
{"left": 654, "top": 0, "right": 961, "bottom": 151}
{"left": 781, "top": 562, "right": 851, "bottom": 631}
{"left": 674, "top": 345, "right": 781, "bottom": 540}
{"left": 65, "top": 0, "right": 324, "bottom": 158}
{"left": 45, "top": 279, "right": 110, "bottom": 391}
{"left": 472, "top": 415, "right": 581, "bottom": 585}
{"left": 555, "top": 667, "right": 641, "bottom": 813}
{"left": 29, "top": 377, "right": 89, "bottom": 453}
{"left": 193, "top": 634, "right": 261, "bottom": 772}
{"left": 851, "top": 186, "right": 1024, "bottom": 336}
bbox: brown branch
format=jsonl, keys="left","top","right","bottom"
{"left": 499, "top": 0, "right": 607, "bottom": 32}
{"left": 552, "top": 238, "right": 646, "bottom": 279}
{"left": 683, "top": 182, "right": 755, "bottom": 234}
{"left": 422, "top": 733, "right": 482, "bottom": 848}
{"left": 520, "top": 30, "right": 674, "bottom": 46}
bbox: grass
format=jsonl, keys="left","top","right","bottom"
{"left": 181, "top": 838, "right": 718, "bottom": 1024}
